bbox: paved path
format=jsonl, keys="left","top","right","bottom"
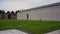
{"left": 45, "top": 30, "right": 60, "bottom": 34}
{"left": 0, "top": 29, "right": 28, "bottom": 34}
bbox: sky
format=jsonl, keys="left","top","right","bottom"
{"left": 0, "top": 0, "right": 60, "bottom": 12}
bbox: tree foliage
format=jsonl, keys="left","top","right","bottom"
{"left": 7, "top": 11, "right": 10, "bottom": 14}
{"left": 11, "top": 11, "right": 15, "bottom": 14}
{"left": 0, "top": 10, "right": 3, "bottom": 14}
{"left": 2, "top": 10, "right": 5, "bottom": 14}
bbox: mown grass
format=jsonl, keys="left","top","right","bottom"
{"left": 0, "top": 20, "right": 60, "bottom": 34}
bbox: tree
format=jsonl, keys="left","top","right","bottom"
{"left": 11, "top": 11, "right": 15, "bottom": 14}
{"left": 2, "top": 10, "right": 5, "bottom": 14}
{"left": 16, "top": 11, "right": 18, "bottom": 13}
{"left": 17, "top": 10, "right": 20, "bottom": 12}
{"left": 0, "top": 10, "right": 2, "bottom": 14}
{"left": 7, "top": 11, "right": 11, "bottom": 19}
{"left": 1, "top": 10, "right": 5, "bottom": 19}
{"left": 15, "top": 10, "right": 21, "bottom": 13}
{"left": 15, "top": 10, "right": 19, "bottom": 13}
{"left": 7, "top": 11, "right": 10, "bottom": 14}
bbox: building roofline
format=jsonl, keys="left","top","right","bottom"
{"left": 20, "top": 2, "right": 60, "bottom": 12}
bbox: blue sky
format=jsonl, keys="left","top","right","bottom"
{"left": 0, "top": 0, "right": 60, "bottom": 12}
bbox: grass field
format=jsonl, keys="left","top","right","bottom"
{"left": 0, "top": 20, "right": 60, "bottom": 34}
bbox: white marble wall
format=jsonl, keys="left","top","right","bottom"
{"left": 17, "top": 5, "right": 60, "bottom": 21}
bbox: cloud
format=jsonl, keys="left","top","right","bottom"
{"left": 24, "top": 0, "right": 60, "bottom": 7}
{"left": 0, "top": 1, "right": 30, "bottom": 11}
{"left": 0, "top": 0, "right": 60, "bottom": 11}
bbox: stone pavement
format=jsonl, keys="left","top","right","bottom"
{"left": 45, "top": 30, "right": 60, "bottom": 34}
{"left": 0, "top": 29, "right": 28, "bottom": 34}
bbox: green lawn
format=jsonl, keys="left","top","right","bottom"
{"left": 0, "top": 20, "right": 60, "bottom": 34}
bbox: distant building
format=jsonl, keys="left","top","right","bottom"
{"left": 17, "top": 2, "right": 60, "bottom": 21}
{"left": 0, "top": 13, "right": 17, "bottom": 19}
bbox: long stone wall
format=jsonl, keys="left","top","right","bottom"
{"left": 17, "top": 5, "right": 60, "bottom": 21}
